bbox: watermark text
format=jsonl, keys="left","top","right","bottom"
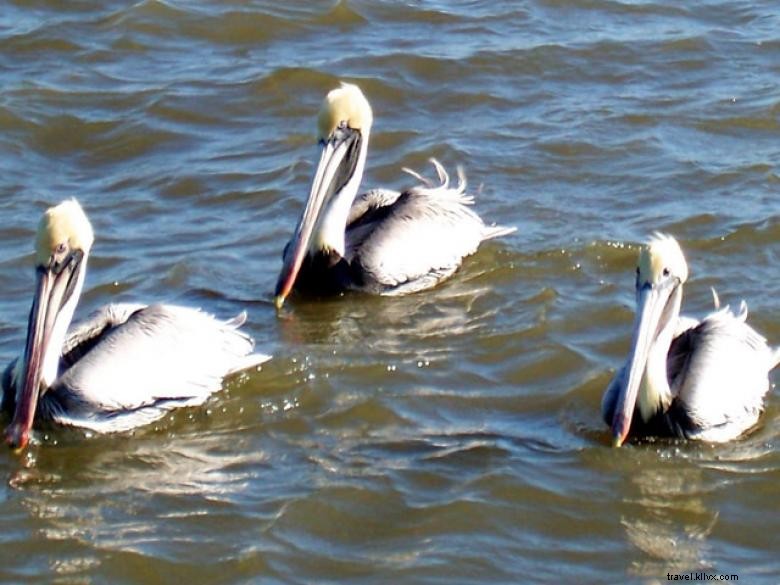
{"left": 667, "top": 573, "right": 738, "bottom": 582}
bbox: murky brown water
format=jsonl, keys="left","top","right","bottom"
{"left": 0, "top": 1, "right": 778, "bottom": 583}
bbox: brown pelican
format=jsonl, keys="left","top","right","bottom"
{"left": 274, "top": 82, "right": 515, "bottom": 308}
{"left": 1, "top": 199, "right": 269, "bottom": 450}
{"left": 602, "top": 234, "right": 780, "bottom": 447}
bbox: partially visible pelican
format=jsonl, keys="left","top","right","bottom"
{"left": 274, "top": 82, "right": 515, "bottom": 308}
{"left": 602, "top": 234, "right": 779, "bottom": 447}
{"left": 1, "top": 200, "right": 269, "bottom": 450}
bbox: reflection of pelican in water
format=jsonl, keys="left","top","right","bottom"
{"left": 2, "top": 200, "right": 269, "bottom": 450}
{"left": 621, "top": 464, "right": 718, "bottom": 576}
{"left": 274, "top": 82, "right": 515, "bottom": 308}
{"left": 603, "top": 234, "right": 779, "bottom": 447}
{"left": 276, "top": 277, "right": 494, "bottom": 355}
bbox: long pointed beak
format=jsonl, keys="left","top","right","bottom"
{"left": 611, "top": 284, "right": 672, "bottom": 447}
{"left": 5, "top": 257, "right": 81, "bottom": 450}
{"left": 274, "top": 130, "right": 362, "bottom": 309}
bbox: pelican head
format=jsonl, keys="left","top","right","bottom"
{"left": 5, "top": 199, "right": 93, "bottom": 449}
{"left": 274, "top": 82, "right": 373, "bottom": 308}
{"left": 611, "top": 234, "right": 688, "bottom": 447}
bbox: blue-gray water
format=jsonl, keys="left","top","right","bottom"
{"left": 0, "top": 1, "right": 778, "bottom": 583}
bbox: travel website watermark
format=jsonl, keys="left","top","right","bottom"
{"left": 667, "top": 572, "right": 738, "bottom": 581}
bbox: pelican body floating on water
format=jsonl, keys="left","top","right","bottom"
{"left": 1, "top": 200, "right": 269, "bottom": 450}
{"left": 274, "top": 82, "right": 515, "bottom": 308}
{"left": 602, "top": 234, "right": 779, "bottom": 447}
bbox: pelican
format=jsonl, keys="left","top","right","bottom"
{"left": 1, "top": 200, "right": 269, "bottom": 450}
{"left": 274, "top": 82, "right": 515, "bottom": 308}
{"left": 602, "top": 234, "right": 780, "bottom": 447}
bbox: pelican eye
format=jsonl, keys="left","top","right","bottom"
{"left": 49, "top": 243, "right": 74, "bottom": 274}
{"left": 662, "top": 268, "right": 670, "bottom": 277}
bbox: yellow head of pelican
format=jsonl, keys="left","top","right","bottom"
{"left": 274, "top": 82, "right": 374, "bottom": 309}
{"left": 636, "top": 234, "right": 688, "bottom": 293}
{"left": 5, "top": 199, "right": 93, "bottom": 450}
{"left": 35, "top": 199, "right": 94, "bottom": 267}
{"left": 611, "top": 233, "right": 689, "bottom": 447}
{"left": 317, "top": 82, "right": 373, "bottom": 143}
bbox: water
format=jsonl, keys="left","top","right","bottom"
{"left": 0, "top": 1, "right": 778, "bottom": 582}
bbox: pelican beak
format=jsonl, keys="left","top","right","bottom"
{"left": 274, "top": 128, "right": 362, "bottom": 308}
{"left": 611, "top": 281, "right": 675, "bottom": 447}
{"left": 5, "top": 252, "right": 83, "bottom": 450}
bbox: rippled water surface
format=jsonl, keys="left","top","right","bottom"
{"left": 0, "top": 1, "right": 778, "bottom": 583}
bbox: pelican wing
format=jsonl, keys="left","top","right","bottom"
{"left": 60, "top": 303, "right": 148, "bottom": 369}
{"left": 344, "top": 188, "right": 404, "bottom": 260}
{"left": 346, "top": 160, "right": 515, "bottom": 294}
{"left": 39, "top": 304, "right": 269, "bottom": 432}
{"left": 665, "top": 316, "right": 701, "bottom": 384}
{"left": 601, "top": 366, "right": 626, "bottom": 427}
{"left": 667, "top": 304, "right": 775, "bottom": 441}
{"left": 1, "top": 303, "right": 149, "bottom": 412}
{"left": 347, "top": 188, "right": 404, "bottom": 228}
{"left": 0, "top": 358, "right": 18, "bottom": 415}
